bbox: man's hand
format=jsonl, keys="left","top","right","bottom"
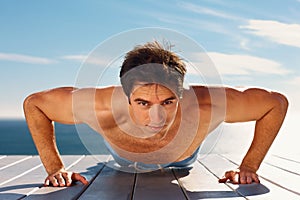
{"left": 44, "top": 170, "right": 89, "bottom": 187}
{"left": 218, "top": 166, "right": 260, "bottom": 184}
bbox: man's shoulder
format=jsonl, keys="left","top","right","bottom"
{"left": 185, "top": 85, "right": 223, "bottom": 97}
{"left": 188, "top": 85, "right": 253, "bottom": 94}
{"left": 71, "top": 85, "right": 124, "bottom": 106}
{"left": 93, "top": 85, "right": 127, "bottom": 104}
{"left": 94, "top": 85, "right": 124, "bottom": 96}
{"left": 184, "top": 85, "right": 234, "bottom": 104}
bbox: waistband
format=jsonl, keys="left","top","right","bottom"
{"left": 104, "top": 140, "right": 199, "bottom": 172}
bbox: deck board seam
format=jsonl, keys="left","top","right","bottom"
{"left": 197, "top": 158, "right": 248, "bottom": 199}
{"left": 0, "top": 163, "right": 43, "bottom": 187}
{"left": 129, "top": 172, "right": 137, "bottom": 200}
{"left": 257, "top": 176, "right": 300, "bottom": 196}
{"left": 0, "top": 156, "right": 33, "bottom": 171}
{"left": 218, "top": 154, "right": 300, "bottom": 197}
{"left": 264, "top": 161, "right": 300, "bottom": 176}
{"left": 171, "top": 168, "right": 190, "bottom": 200}
{"left": 19, "top": 155, "right": 87, "bottom": 199}
{"left": 18, "top": 185, "right": 44, "bottom": 200}
{"left": 0, "top": 155, "right": 7, "bottom": 160}
{"left": 73, "top": 155, "right": 112, "bottom": 200}
{"left": 272, "top": 154, "right": 300, "bottom": 164}
{"left": 65, "top": 155, "right": 86, "bottom": 170}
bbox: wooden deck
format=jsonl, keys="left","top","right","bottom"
{"left": 0, "top": 153, "right": 299, "bottom": 200}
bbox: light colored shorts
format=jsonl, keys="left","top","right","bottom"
{"left": 104, "top": 140, "right": 200, "bottom": 172}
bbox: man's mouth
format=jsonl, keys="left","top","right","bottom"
{"left": 147, "top": 125, "right": 165, "bottom": 132}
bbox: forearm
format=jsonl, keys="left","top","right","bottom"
{"left": 24, "top": 98, "right": 64, "bottom": 175}
{"left": 240, "top": 94, "right": 288, "bottom": 171}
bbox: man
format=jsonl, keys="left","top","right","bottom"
{"left": 23, "top": 41, "right": 288, "bottom": 187}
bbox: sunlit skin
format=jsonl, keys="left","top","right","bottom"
{"left": 23, "top": 84, "right": 288, "bottom": 187}
{"left": 21, "top": 39, "right": 289, "bottom": 187}
{"left": 128, "top": 84, "right": 179, "bottom": 137}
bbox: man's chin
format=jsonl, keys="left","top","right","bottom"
{"left": 131, "top": 124, "right": 168, "bottom": 138}
{"left": 146, "top": 124, "right": 169, "bottom": 133}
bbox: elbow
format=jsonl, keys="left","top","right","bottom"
{"left": 23, "top": 93, "right": 39, "bottom": 114}
{"left": 272, "top": 92, "right": 289, "bottom": 114}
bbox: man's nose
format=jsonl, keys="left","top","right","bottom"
{"left": 149, "top": 104, "right": 166, "bottom": 124}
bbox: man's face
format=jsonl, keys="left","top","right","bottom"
{"left": 129, "top": 83, "right": 179, "bottom": 133}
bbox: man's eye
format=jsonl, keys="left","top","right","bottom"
{"left": 163, "top": 100, "right": 173, "bottom": 105}
{"left": 138, "top": 102, "right": 148, "bottom": 106}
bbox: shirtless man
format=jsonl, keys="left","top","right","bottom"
{"left": 23, "top": 41, "right": 288, "bottom": 187}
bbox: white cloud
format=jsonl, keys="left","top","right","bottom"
{"left": 0, "top": 53, "right": 55, "bottom": 64}
{"left": 142, "top": 7, "right": 235, "bottom": 36}
{"left": 241, "top": 20, "right": 300, "bottom": 48}
{"left": 178, "top": 2, "right": 240, "bottom": 20}
{"left": 62, "top": 55, "right": 87, "bottom": 62}
{"left": 151, "top": 12, "right": 233, "bottom": 36}
{"left": 61, "top": 54, "right": 114, "bottom": 66}
{"left": 186, "top": 52, "right": 290, "bottom": 76}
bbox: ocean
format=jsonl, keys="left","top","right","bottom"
{"left": 0, "top": 119, "right": 263, "bottom": 157}
{"left": 0, "top": 111, "right": 298, "bottom": 158}
{"left": 0, "top": 120, "right": 109, "bottom": 155}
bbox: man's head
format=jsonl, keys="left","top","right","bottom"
{"left": 119, "top": 41, "right": 186, "bottom": 133}
{"left": 120, "top": 41, "right": 186, "bottom": 99}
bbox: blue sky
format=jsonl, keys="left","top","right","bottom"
{"left": 1, "top": 0, "right": 300, "bottom": 118}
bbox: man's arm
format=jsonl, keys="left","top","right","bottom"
{"left": 23, "top": 87, "right": 87, "bottom": 187}
{"left": 220, "top": 87, "right": 288, "bottom": 184}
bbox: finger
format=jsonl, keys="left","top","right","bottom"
{"left": 218, "top": 171, "right": 232, "bottom": 183}
{"left": 48, "top": 176, "right": 59, "bottom": 187}
{"left": 239, "top": 174, "right": 246, "bottom": 184}
{"left": 246, "top": 176, "right": 252, "bottom": 184}
{"left": 218, "top": 177, "right": 228, "bottom": 183}
{"left": 252, "top": 174, "right": 260, "bottom": 183}
{"left": 233, "top": 173, "right": 239, "bottom": 184}
{"left": 44, "top": 178, "right": 50, "bottom": 186}
{"left": 55, "top": 173, "right": 66, "bottom": 187}
{"left": 72, "top": 173, "right": 89, "bottom": 185}
{"left": 219, "top": 170, "right": 237, "bottom": 183}
{"left": 62, "top": 172, "right": 73, "bottom": 187}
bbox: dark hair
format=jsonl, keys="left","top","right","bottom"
{"left": 120, "top": 41, "right": 186, "bottom": 97}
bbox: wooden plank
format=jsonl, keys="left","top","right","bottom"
{"left": 0, "top": 155, "right": 85, "bottom": 200}
{"left": 0, "top": 156, "right": 32, "bottom": 170}
{"left": 221, "top": 154, "right": 300, "bottom": 196}
{"left": 0, "top": 156, "right": 42, "bottom": 185}
{"left": 272, "top": 154, "right": 300, "bottom": 164}
{"left": 78, "top": 159, "right": 136, "bottom": 200}
{"left": 0, "top": 156, "right": 43, "bottom": 200}
{"left": 267, "top": 154, "right": 300, "bottom": 177}
{"left": 173, "top": 161, "right": 245, "bottom": 199}
{"left": 133, "top": 168, "right": 187, "bottom": 200}
{"left": 0, "top": 155, "right": 7, "bottom": 160}
{"left": 0, "top": 156, "right": 42, "bottom": 200}
{"left": 24, "top": 155, "right": 108, "bottom": 200}
{"left": 201, "top": 154, "right": 300, "bottom": 199}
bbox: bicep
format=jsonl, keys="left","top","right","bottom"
{"left": 224, "top": 87, "right": 276, "bottom": 123}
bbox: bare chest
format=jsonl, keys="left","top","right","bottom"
{"left": 99, "top": 105, "right": 221, "bottom": 163}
